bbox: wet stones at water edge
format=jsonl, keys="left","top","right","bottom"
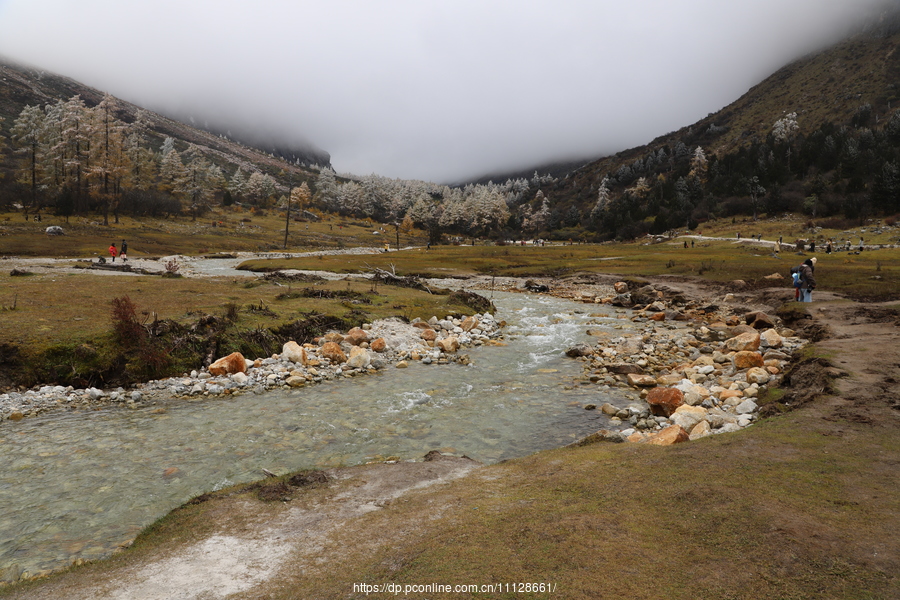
{"left": 566, "top": 305, "right": 808, "bottom": 445}
{"left": 0, "top": 313, "right": 504, "bottom": 422}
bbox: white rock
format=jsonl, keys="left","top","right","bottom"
{"left": 735, "top": 399, "right": 758, "bottom": 414}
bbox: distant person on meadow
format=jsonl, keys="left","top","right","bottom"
{"left": 108, "top": 243, "right": 117, "bottom": 262}
{"left": 798, "top": 257, "right": 817, "bottom": 302}
{"left": 120, "top": 240, "right": 128, "bottom": 261}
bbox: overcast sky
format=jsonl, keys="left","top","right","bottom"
{"left": 0, "top": 0, "right": 892, "bottom": 182}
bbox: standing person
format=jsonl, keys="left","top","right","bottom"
{"left": 108, "top": 243, "right": 118, "bottom": 263}
{"left": 859, "top": 237, "right": 864, "bottom": 252}
{"left": 798, "top": 257, "right": 817, "bottom": 303}
{"left": 120, "top": 240, "right": 128, "bottom": 262}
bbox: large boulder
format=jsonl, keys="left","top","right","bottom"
{"left": 566, "top": 343, "right": 594, "bottom": 357}
{"left": 460, "top": 316, "right": 480, "bottom": 332}
{"left": 760, "top": 329, "right": 784, "bottom": 349}
{"left": 646, "top": 387, "right": 684, "bottom": 417}
{"left": 420, "top": 329, "right": 438, "bottom": 341}
{"left": 209, "top": 352, "right": 247, "bottom": 376}
{"left": 669, "top": 404, "right": 708, "bottom": 431}
{"left": 320, "top": 342, "right": 347, "bottom": 364}
{"left": 281, "top": 341, "right": 307, "bottom": 364}
{"left": 345, "top": 327, "right": 369, "bottom": 346}
{"left": 611, "top": 293, "right": 633, "bottom": 307}
{"left": 642, "top": 425, "right": 691, "bottom": 446}
{"left": 745, "top": 311, "right": 776, "bottom": 330}
{"left": 370, "top": 337, "right": 387, "bottom": 352}
{"left": 746, "top": 367, "right": 770, "bottom": 385}
{"left": 733, "top": 351, "right": 765, "bottom": 369}
{"left": 436, "top": 336, "right": 460, "bottom": 353}
{"left": 725, "top": 331, "right": 761, "bottom": 352}
{"left": 346, "top": 346, "right": 371, "bottom": 369}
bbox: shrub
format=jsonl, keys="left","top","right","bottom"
{"left": 111, "top": 296, "right": 144, "bottom": 345}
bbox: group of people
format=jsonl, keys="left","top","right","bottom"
{"left": 107, "top": 240, "right": 128, "bottom": 262}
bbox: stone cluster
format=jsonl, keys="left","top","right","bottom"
{"left": 571, "top": 296, "right": 805, "bottom": 446}
{"left": 0, "top": 313, "right": 504, "bottom": 421}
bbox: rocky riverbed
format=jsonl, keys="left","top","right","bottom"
{"left": 0, "top": 272, "right": 810, "bottom": 453}
{"left": 0, "top": 311, "right": 505, "bottom": 423}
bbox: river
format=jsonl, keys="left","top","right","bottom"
{"left": 0, "top": 292, "right": 640, "bottom": 580}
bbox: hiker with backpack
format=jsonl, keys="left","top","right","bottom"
{"left": 797, "top": 257, "right": 816, "bottom": 302}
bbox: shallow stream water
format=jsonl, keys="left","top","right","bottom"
{"left": 0, "top": 292, "right": 637, "bottom": 578}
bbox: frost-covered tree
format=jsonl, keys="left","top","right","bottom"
{"left": 182, "top": 145, "right": 213, "bottom": 219}
{"left": 315, "top": 167, "right": 339, "bottom": 211}
{"left": 689, "top": 146, "right": 708, "bottom": 183}
{"left": 125, "top": 110, "right": 156, "bottom": 192}
{"left": 229, "top": 167, "right": 247, "bottom": 199}
{"left": 88, "top": 94, "right": 131, "bottom": 225}
{"left": 522, "top": 191, "right": 550, "bottom": 233}
{"left": 206, "top": 164, "right": 226, "bottom": 196}
{"left": 245, "top": 171, "right": 276, "bottom": 204}
{"left": 406, "top": 196, "right": 442, "bottom": 243}
{"left": 590, "top": 177, "right": 611, "bottom": 224}
{"left": 159, "top": 148, "right": 187, "bottom": 197}
{"left": 337, "top": 180, "right": 363, "bottom": 215}
{"left": 772, "top": 112, "right": 799, "bottom": 144}
{"left": 461, "top": 186, "right": 509, "bottom": 236}
{"left": 159, "top": 136, "right": 176, "bottom": 158}
{"left": 47, "top": 96, "right": 92, "bottom": 210}
{"left": 11, "top": 105, "right": 46, "bottom": 213}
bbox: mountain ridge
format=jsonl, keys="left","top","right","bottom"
{"left": 0, "top": 56, "right": 330, "bottom": 181}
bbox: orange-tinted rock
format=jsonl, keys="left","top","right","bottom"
{"left": 627, "top": 373, "right": 658, "bottom": 387}
{"left": 725, "top": 331, "right": 761, "bottom": 352}
{"left": 642, "top": 425, "right": 690, "bottom": 446}
{"left": 281, "top": 341, "right": 307, "bottom": 364}
{"left": 437, "top": 336, "right": 460, "bottom": 353}
{"left": 733, "top": 351, "right": 765, "bottom": 369}
{"left": 646, "top": 387, "right": 685, "bottom": 417}
{"left": 420, "top": 329, "right": 437, "bottom": 341}
{"left": 370, "top": 337, "right": 387, "bottom": 352}
{"left": 209, "top": 352, "right": 247, "bottom": 376}
{"left": 460, "top": 316, "right": 479, "bottom": 332}
{"left": 320, "top": 341, "right": 347, "bottom": 364}
{"left": 650, "top": 312, "right": 666, "bottom": 321}
{"left": 345, "top": 327, "right": 369, "bottom": 346}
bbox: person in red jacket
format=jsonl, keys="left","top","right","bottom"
{"left": 108, "top": 243, "right": 118, "bottom": 263}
